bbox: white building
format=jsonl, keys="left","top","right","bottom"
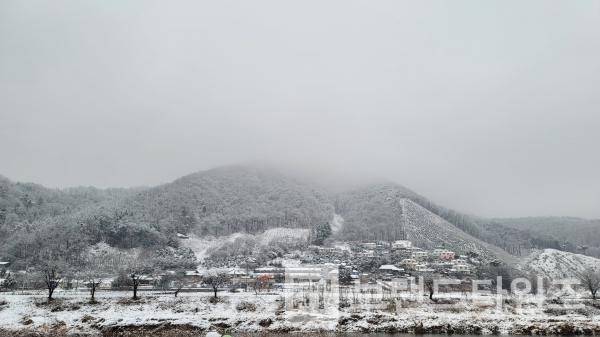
{"left": 452, "top": 264, "right": 470, "bottom": 274}
{"left": 432, "top": 248, "right": 445, "bottom": 256}
{"left": 411, "top": 251, "right": 428, "bottom": 259}
{"left": 392, "top": 240, "right": 412, "bottom": 250}
{"left": 357, "top": 250, "right": 375, "bottom": 259}
{"left": 379, "top": 265, "right": 404, "bottom": 274}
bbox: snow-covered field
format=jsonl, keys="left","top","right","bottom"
{"left": 3, "top": 289, "right": 600, "bottom": 335}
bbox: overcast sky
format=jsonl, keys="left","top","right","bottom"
{"left": 1, "top": 1, "right": 600, "bottom": 219}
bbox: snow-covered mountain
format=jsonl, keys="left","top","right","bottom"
{"left": 1, "top": 164, "right": 594, "bottom": 274}
{"left": 400, "top": 198, "right": 515, "bottom": 265}
{"left": 518, "top": 248, "right": 600, "bottom": 279}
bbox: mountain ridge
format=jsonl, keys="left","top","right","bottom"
{"left": 1, "top": 164, "right": 597, "bottom": 271}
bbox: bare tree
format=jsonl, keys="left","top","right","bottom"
{"left": 203, "top": 269, "right": 228, "bottom": 300}
{"left": 42, "top": 266, "right": 60, "bottom": 301}
{"left": 83, "top": 253, "right": 111, "bottom": 302}
{"left": 168, "top": 270, "right": 188, "bottom": 297}
{"left": 578, "top": 266, "right": 600, "bottom": 300}
{"left": 421, "top": 273, "right": 435, "bottom": 300}
{"left": 125, "top": 256, "right": 151, "bottom": 300}
{"left": 129, "top": 272, "right": 146, "bottom": 300}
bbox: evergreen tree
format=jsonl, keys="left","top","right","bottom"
{"left": 312, "top": 223, "right": 332, "bottom": 246}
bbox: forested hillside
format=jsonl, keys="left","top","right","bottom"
{"left": 0, "top": 175, "right": 151, "bottom": 270}
{"left": 493, "top": 217, "right": 600, "bottom": 258}
{"left": 119, "top": 165, "right": 334, "bottom": 237}
{"left": 0, "top": 166, "right": 334, "bottom": 270}
{"left": 332, "top": 182, "right": 576, "bottom": 258}
{"left": 333, "top": 184, "right": 513, "bottom": 264}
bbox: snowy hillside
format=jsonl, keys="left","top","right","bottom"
{"left": 518, "top": 249, "right": 600, "bottom": 279}
{"left": 400, "top": 199, "right": 515, "bottom": 264}
{"left": 180, "top": 227, "right": 310, "bottom": 266}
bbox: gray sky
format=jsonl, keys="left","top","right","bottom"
{"left": 2, "top": 1, "right": 600, "bottom": 219}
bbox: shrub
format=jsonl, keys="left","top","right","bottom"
{"left": 236, "top": 300, "right": 256, "bottom": 311}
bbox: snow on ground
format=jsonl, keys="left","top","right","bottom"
{"left": 0, "top": 291, "right": 278, "bottom": 334}
{"left": 519, "top": 249, "right": 600, "bottom": 279}
{"left": 3, "top": 290, "right": 600, "bottom": 335}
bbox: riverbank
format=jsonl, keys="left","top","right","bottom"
{"left": 1, "top": 292, "right": 600, "bottom": 335}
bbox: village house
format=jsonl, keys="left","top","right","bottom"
{"left": 440, "top": 251, "right": 455, "bottom": 260}
{"left": 86, "top": 278, "right": 113, "bottom": 290}
{"left": 414, "top": 264, "right": 430, "bottom": 272}
{"left": 185, "top": 270, "right": 203, "bottom": 283}
{"left": 318, "top": 247, "right": 338, "bottom": 254}
{"left": 176, "top": 233, "right": 189, "bottom": 239}
{"left": 356, "top": 250, "right": 375, "bottom": 259}
{"left": 227, "top": 269, "right": 248, "bottom": 281}
{"left": 432, "top": 248, "right": 445, "bottom": 256}
{"left": 452, "top": 264, "right": 470, "bottom": 274}
{"left": 285, "top": 267, "right": 323, "bottom": 283}
{"left": 411, "top": 251, "right": 428, "bottom": 260}
{"left": 401, "top": 258, "right": 416, "bottom": 269}
{"left": 378, "top": 241, "right": 391, "bottom": 248}
{"left": 379, "top": 264, "right": 404, "bottom": 275}
{"left": 391, "top": 240, "right": 412, "bottom": 250}
{"left": 255, "top": 267, "right": 284, "bottom": 276}
{"left": 363, "top": 242, "right": 377, "bottom": 249}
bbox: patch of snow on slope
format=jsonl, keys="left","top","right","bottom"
{"left": 258, "top": 227, "right": 310, "bottom": 246}
{"left": 330, "top": 213, "right": 344, "bottom": 234}
{"left": 180, "top": 233, "right": 249, "bottom": 264}
{"left": 180, "top": 228, "right": 309, "bottom": 266}
{"left": 518, "top": 249, "right": 600, "bottom": 279}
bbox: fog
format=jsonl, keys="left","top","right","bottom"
{"left": 1, "top": 1, "right": 600, "bottom": 218}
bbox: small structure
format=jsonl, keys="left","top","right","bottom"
{"left": 440, "top": 251, "right": 455, "bottom": 260}
{"left": 0, "top": 262, "right": 10, "bottom": 269}
{"left": 185, "top": 270, "right": 203, "bottom": 283}
{"left": 432, "top": 248, "right": 445, "bottom": 256}
{"left": 359, "top": 273, "right": 370, "bottom": 284}
{"left": 392, "top": 240, "right": 412, "bottom": 250}
{"left": 356, "top": 250, "right": 375, "bottom": 259}
{"left": 452, "top": 264, "right": 470, "bottom": 274}
{"left": 86, "top": 278, "right": 113, "bottom": 290}
{"left": 411, "top": 251, "right": 428, "bottom": 260}
{"left": 401, "top": 258, "right": 416, "bottom": 269}
{"left": 227, "top": 269, "right": 248, "bottom": 280}
{"left": 414, "top": 264, "right": 430, "bottom": 272}
{"left": 363, "top": 242, "right": 377, "bottom": 249}
{"left": 379, "top": 265, "right": 404, "bottom": 275}
{"left": 177, "top": 233, "right": 190, "bottom": 239}
{"left": 285, "top": 267, "right": 323, "bottom": 283}
{"left": 318, "top": 247, "right": 337, "bottom": 254}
